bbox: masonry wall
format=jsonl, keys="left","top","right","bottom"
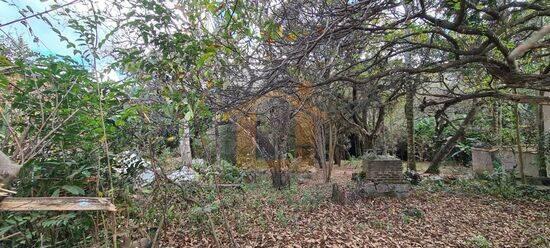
{"left": 472, "top": 147, "right": 542, "bottom": 177}
{"left": 362, "top": 159, "right": 404, "bottom": 183}
{"left": 236, "top": 114, "right": 257, "bottom": 168}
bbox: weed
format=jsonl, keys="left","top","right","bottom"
{"left": 467, "top": 235, "right": 492, "bottom": 248}
{"left": 528, "top": 235, "right": 549, "bottom": 247}
{"left": 370, "top": 220, "right": 387, "bottom": 230}
{"left": 419, "top": 176, "right": 550, "bottom": 201}
{"left": 355, "top": 222, "right": 367, "bottom": 231}
{"left": 275, "top": 209, "right": 289, "bottom": 226}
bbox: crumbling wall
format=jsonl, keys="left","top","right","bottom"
{"left": 232, "top": 88, "right": 317, "bottom": 169}
{"left": 294, "top": 111, "right": 315, "bottom": 167}
{"left": 471, "top": 147, "right": 542, "bottom": 177}
{"left": 236, "top": 113, "right": 257, "bottom": 168}
{"left": 219, "top": 123, "right": 236, "bottom": 164}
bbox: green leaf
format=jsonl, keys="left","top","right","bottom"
{"left": 62, "top": 185, "right": 85, "bottom": 195}
{"left": 0, "top": 75, "right": 9, "bottom": 89}
{"left": 197, "top": 51, "right": 216, "bottom": 68}
{"left": 184, "top": 106, "right": 194, "bottom": 121}
{"left": 51, "top": 189, "right": 60, "bottom": 197}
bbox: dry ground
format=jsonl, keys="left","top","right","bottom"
{"left": 161, "top": 164, "right": 550, "bottom": 247}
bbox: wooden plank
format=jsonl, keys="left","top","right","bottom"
{"left": 0, "top": 197, "right": 116, "bottom": 212}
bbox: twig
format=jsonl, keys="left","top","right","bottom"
{"left": 0, "top": 187, "right": 17, "bottom": 194}
{"left": 0, "top": 231, "right": 22, "bottom": 241}
{"left": 151, "top": 213, "right": 166, "bottom": 248}
{"left": 0, "top": 0, "right": 80, "bottom": 28}
{"left": 206, "top": 213, "right": 222, "bottom": 247}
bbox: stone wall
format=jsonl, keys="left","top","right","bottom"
{"left": 233, "top": 91, "right": 317, "bottom": 169}
{"left": 499, "top": 148, "right": 540, "bottom": 177}
{"left": 472, "top": 147, "right": 497, "bottom": 174}
{"left": 362, "top": 158, "right": 404, "bottom": 183}
{"left": 472, "top": 147, "right": 543, "bottom": 177}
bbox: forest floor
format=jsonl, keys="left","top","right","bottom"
{"left": 161, "top": 163, "right": 550, "bottom": 247}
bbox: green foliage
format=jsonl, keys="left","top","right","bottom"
{"left": 467, "top": 235, "right": 492, "bottom": 248}
{"left": 0, "top": 55, "right": 12, "bottom": 66}
{"left": 420, "top": 174, "right": 549, "bottom": 200}
{"left": 0, "top": 212, "right": 93, "bottom": 247}
{"left": 0, "top": 55, "right": 134, "bottom": 247}
{"left": 191, "top": 160, "right": 245, "bottom": 184}
{"left": 402, "top": 207, "right": 424, "bottom": 219}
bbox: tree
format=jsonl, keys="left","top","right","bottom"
{"left": 257, "top": 96, "right": 292, "bottom": 189}
{"left": 405, "top": 83, "right": 416, "bottom": 171}
{"left": 426, "top": 101, "right": 478, "bottom": 174}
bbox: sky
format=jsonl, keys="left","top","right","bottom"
{"left": 0, "top": 0, "right": 80, "bottom": 57}
{"left": 0, "top": 0, "right": 122, "bottom": 80}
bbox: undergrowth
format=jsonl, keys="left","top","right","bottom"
{"left": 418, "top": 172, "right": 549, "bottom": 200}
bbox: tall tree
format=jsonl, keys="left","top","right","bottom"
{"left": 405, "top": 83, "right": 416, "bottom": 171}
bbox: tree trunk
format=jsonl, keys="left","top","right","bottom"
{"left": 363, "top": 134, "right": 376, "bottom": 152}
{"left": 269, "top": 99, "right": 291, "bottom": 190}
{"left": 426, "top": 103, "right": 478, "bottom": 174}
{"left": 537, "top": 91, "right": 547, "bottom": 177}
{"left": 179, "top": 120, "right": 193, "bottom": 167}
{"left": 513, "top": 89, "right": 525, "bottom": 183}
{"left": 271, "top": 149, "right": 289, "bottom": 190}
{"left": 349, "top": 134, "right": 362, "bottom": 157}
{"left": 334, "top": 145, "right": 343, "bottom": 166}
{"left": 405, "top": 86, "right": 416, "bottom": 171}
{"left": 326, "top": 123, "right": 337, "bottom": 183}
{"left": 214, "top": 117, "right": 222, "bottom": 168}
{"left": 313, "top": 116, "right": 326, "bottom": 170}
{"left": 271, "top": 165, "right": 289, "bottom": 190}
{"left": 491, "top": 99, "right": 502, "bottom": 145}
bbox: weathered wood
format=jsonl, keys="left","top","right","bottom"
{"left": 0, "top": 197, "right": 116, "bottom": 212}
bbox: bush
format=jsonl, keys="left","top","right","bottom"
{"left": 191, "top": 160, "right": 245, "bottom": 184}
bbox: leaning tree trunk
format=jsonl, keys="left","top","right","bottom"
{"left": 426, "top": 103, "right": 478, "bottom": 174}
{"left": 405, "top": 86, "right": 416, "bottom": 171}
